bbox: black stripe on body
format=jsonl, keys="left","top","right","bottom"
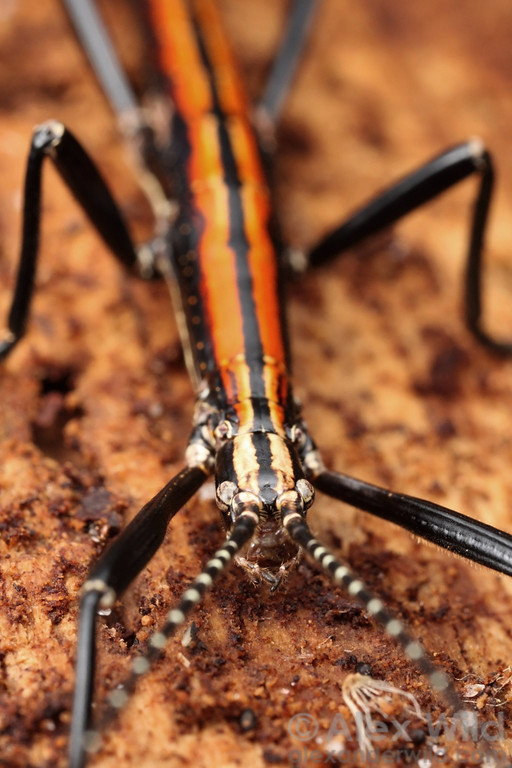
{"left": 190, "top": 17, "right": 277, "bottom": 429}
{"left": 215, "top": 434, "right": 280, "bottom": 507}
{"left": 168, "top": 111, "right": 216, "bottom": 383}
{"left": 252, "top": 433, "right": 279, "bottom": 506}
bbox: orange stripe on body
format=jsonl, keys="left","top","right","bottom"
{"left": 148, "top": 0, "right": 212, "bottom": 118}
{"left": 192, "top": 0, "right": 250, "bottom": 118}
{"left": 227, "top": 116, "right": 268, "bottom": 186}
{"left": 191, "top": 0, "right": 287, "bottom": 376}
{"left": 193, "top": 185, "right": 246, "bottom": 367}
{"left": 229, "top": 116, "right": 289, "bottom": 423}
{"left": 218, "top": 354, "right": 288, "bottom": 436}
{"left": 147, "top": 0, "right": 290, "bottom": 432}
{"left": 238, "top": 185, "right": 285, "bottom": 364}
{"left": 148, "top": 0, "right": 250, "bottom": 388}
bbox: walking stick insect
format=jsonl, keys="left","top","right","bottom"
{"left": 3, "top": 1, "right": 508, "bottom": 768}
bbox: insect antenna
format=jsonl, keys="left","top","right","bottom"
{"left": 281, "top": 505, "right": 465, "bottom": 714}
{"left": 74, "top": 508, "right": 258, "bottom": 765}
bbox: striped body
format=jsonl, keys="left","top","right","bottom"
{"left": 146, "top": 0, "right": 313, "bottom": 583}
{"left": 148, "top": 0, "right": 291, "bottom": 435}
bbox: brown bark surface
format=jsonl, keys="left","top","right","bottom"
{"left": 1, "top": 1, "right": 512, "bottom": 767}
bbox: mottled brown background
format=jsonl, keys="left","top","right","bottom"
{"left": 1, "top": 1, "right": 512, "bottom": 766}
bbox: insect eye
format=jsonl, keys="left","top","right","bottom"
{"left": 296, "top": 479, "right": 314, "bottom": 509}
{"left": 289, "top": 423, "right": 305, "bottom": 448}
{"left": 214, "top": 420, "right": 234, "bottom": 443}
{"left": 216, "top": 480, "right": 237, "bottom": 511}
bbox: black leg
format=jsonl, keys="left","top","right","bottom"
{"left": 60, "top": 0, "right": 175, "bottom": 216}
{"left": 304, "top": 141, "right": 511, "bottom": 353}
{"left": 0, "top": 121, "right": 141, "bottom": 360}
{"left": 69, "top": 465, "right": 207, "bottom": 768}
{"left": 312, "top": 467, "right": 512, "bottom": 577}
{"left": 255, "top": 0, "right": 320, "bottom": 141}
{"left": 62, "top": 0, "right": 139, "bottom": 125}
